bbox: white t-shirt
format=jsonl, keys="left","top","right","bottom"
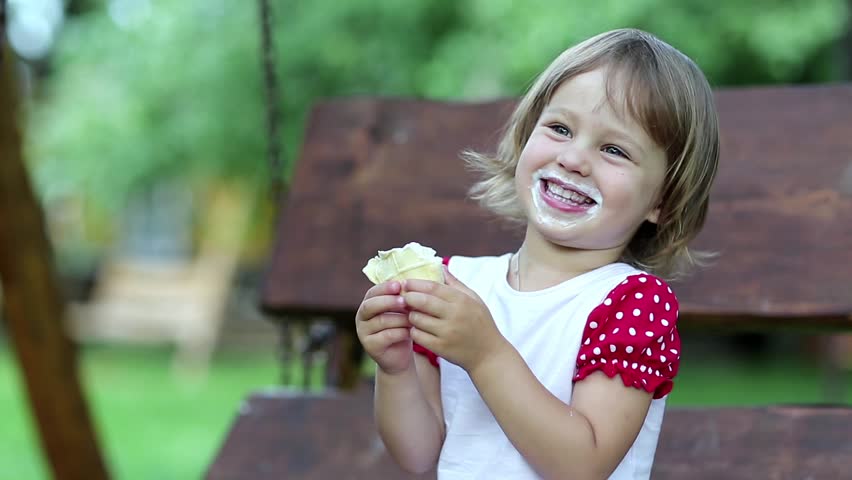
{"left": 417, "top": 254, "right": 681, "bottom": 480}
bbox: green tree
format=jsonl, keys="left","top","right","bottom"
{"left": 24, "top": 0, "right": 850, "bottom": 231}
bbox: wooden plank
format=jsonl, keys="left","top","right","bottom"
{"left": 0, "top": 45, "right": 110, "bottom": 478}
{"left": 262, "top": 99, "right": 518, "bottom": 316}
{"left": 206, "top": 388, "right": 852, "bottom": 479}
{"left": 680, "top": 85, "right": 852, "bottom": 321}
{"left": 261, "top": 84, "right": 852, "bottom": 329}
{"left": 205, "top": 387, "right": 435, "bottom": 480}
{"left": 656, "top": 406, "right": 852, "bottom": 479}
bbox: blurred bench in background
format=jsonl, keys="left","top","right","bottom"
{"left": 67, "top": 185, "right": 251, "bottom": 375}
{"left": 208, "top": 84, "right": 852, "bottom": 478}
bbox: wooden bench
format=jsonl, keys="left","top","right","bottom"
{"left": 206, "top": 386, "right": 852, "bottom": 479}
{"left": 208, "top": 84, "right": 852, "bottom": 478}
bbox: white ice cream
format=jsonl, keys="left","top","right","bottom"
{"left": 362, "top": 242, "right": 445, "bottom": 284}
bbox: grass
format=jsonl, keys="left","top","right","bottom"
{"left": 0, "top": 343, "right": 285, "bottom": 480}
{"left": 670, "top": 333, "right": 852, "bottom": 406}
{"left": 1, "top": 334, "right": 850, "bottom": 479}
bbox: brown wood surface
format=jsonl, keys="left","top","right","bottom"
{"left": 262, "top": 98, "right": 519, "bottom": 317}
{"left": 206, "top": 387, "right": 852, "bottom": 479}
{"left": 262, "top": 84, "right": 852, "bottom": 329}
{"left": 0, "top": 46, "right": 111, "bottom": 478}
{"left": 205, "top": 387, "right": 435, "bottom": 480}
{"left": 657, "top": 406, "right": 852, "bottom": 479}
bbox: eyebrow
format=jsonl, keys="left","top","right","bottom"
{"left": 541, "top": 105, "right": 649, "bottom": 157}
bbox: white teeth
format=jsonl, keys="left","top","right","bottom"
{"left": 546, "top": 181, "right": 594, "bottom": 205}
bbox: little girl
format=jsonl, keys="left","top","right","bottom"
{"left": 355, "top": 28, "right": 719, "bottom": 479}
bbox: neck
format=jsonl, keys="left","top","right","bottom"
{"left": 514, "top": 225, "right": 624, "bottom": 291}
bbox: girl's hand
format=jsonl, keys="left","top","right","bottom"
{"left": 355, "top": 281, "right": 413, "bottom": 375}
{"left": 403, "top": 266, "right": 509, "bottom": 373}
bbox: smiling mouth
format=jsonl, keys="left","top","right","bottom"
{"left": 541, "top": 180, "right": 597, "bottom": 206}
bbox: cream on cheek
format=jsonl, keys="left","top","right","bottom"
{"left": 529, "top": 169, "right": 603, "bottom": 229}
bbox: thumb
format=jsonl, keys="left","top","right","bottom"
{"left": 443, "top": 265, "right": 481, "bottom": 301}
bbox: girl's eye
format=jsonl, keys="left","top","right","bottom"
{"left": 603, "top": 145, "right": 629, "bottom": 159}
{"left": 549, "top": 124, "right": 571, "bottom": 137}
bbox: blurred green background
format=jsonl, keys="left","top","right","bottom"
{"left": 2, "top": 0, "right": 852, "bottom": 478}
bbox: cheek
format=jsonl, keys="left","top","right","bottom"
{"left": 522, "top": 138, "right": 553, "bottom": 164}
{"left": 517, "top": 134, "right": 550, "bottom": 165}
{"left": 515, "top": 148, "right": 537, "bottom": 182}
{"left": 611, "top": 178, "right": 660, "bottom": 219}
{"left": 605, "top": 173, "right": 646, "bottom": 207}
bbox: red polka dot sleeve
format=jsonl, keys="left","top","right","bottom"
{"left": 573, "top": 274, "right": 681, "bottom": 399}
{"left": 413, "top": 343, "right": 439, "bottom": 368}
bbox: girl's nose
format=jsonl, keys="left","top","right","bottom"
{"left": 557, "top": 147, "right": 592, "bottom": 177}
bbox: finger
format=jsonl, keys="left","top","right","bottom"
{"left": 409, "top": 326, "right": 441, "bottom": 354}
{"left": 358, "top": 312, "right": 411, "bottom": 336}
{"left": 363, "top": 280, "right": 402, "bottom": 300}
{"left": 357, "top": 294, "right": 406, "bottom": 322}
{"left": 404, "top": 278, "right": 454, "bottom": 302}
{"left": 408, "top": 310, "right": 441, "bottom": 336}
{"left": 441, "top": 266, "right": 481, "bottom": 301}
{"left": 364, "top": 327, "right": 411, "bottom": 350}
{"left": 402, "top": 291, "right": 449, "bottom": 318}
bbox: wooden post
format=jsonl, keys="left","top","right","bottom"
{"left": 0, "top": 40, "right": 111, "bottom": 479}
{"left": 847, "top": 0, "right": 852, "bottom": 80}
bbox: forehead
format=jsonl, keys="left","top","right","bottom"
{"left": 545, "top": 69, "right": 654, "bottom": 142}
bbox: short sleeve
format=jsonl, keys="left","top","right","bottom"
{"left": 573, "top": 273, "right": 681, "bottom": 399}
{"left": 413, "top": 342, "right": 439, "bottom": 368}
{"left": 410, "top": 256, "right": 453, "bottom": 369}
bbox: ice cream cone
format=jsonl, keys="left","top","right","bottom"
{"left": 362, "top": 242, "right": 445, "bottom": 284}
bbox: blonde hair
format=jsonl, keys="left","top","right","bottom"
{"left": 465, "top": 28, "right": 720, "bottom": 280}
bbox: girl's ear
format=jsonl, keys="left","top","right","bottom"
{"left": 646, "top": 188, "right": 665, "bottom": 224}
{"left": 645, "top": 205, "right": 661, "bottom": 224}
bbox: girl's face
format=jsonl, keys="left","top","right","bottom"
{"left": 514, "top": 68, "right": 667, "bottom": 255}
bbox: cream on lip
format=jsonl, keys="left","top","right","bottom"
{"left": 532, "top": 170, "right": 603, "bottom": 204}
{"left": 529, "top": 169, "right": 602, "bottom": 228}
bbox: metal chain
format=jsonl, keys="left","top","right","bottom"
{"left": 1, "top": 0, "right": 7, "bottom": 63}
{"left": 257, "top": 0, "right": 284, "bottom": 202}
